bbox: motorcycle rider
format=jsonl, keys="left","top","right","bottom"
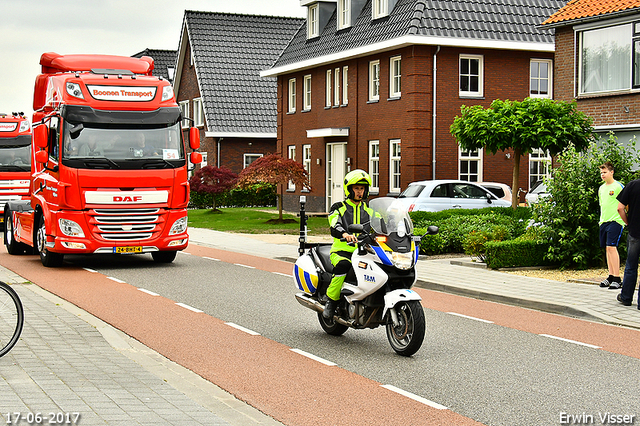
{"left": 323, "top": 169, "right": 374, "bottom": 319}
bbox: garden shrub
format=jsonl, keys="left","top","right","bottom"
{"left": 484, "top": 238, "right": 554, "bottom": 269}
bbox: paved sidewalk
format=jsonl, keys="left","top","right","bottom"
{"left": 0, "top": 268, "right": 282, "bottom": 426}
{"left": 188, "top": 228, "right": 640, "bottom": 330}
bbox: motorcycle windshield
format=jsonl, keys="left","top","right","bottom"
{"left": 369, "top": 197, "right": 414, "bottom": 237}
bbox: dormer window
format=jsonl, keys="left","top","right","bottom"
{"left": 308, "top": 4, "right": 319, "bottom": 38}
{"left": 373, "top": 0, "right": 387, "bottom": 19}
{"left": 338, "top": 0, "right": 350, "bottom": 30}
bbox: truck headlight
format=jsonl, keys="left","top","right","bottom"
{"left": 169, "top": 216, "right": 187, "bottom": 235}
{"left": 162, "top": 85, "right": 174, "bottom": 102}
{"left": 66, "top": 82, "right": 84, "bottom": 99}
{"left": 59, "top": 219, "right": 85, "bottom": 237}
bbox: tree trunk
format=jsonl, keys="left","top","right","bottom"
{"left": 278, "top": 191, "right": 283, "bottom": 220}
{"left": 511, "top": 148, "right": 521, "bottom": 209}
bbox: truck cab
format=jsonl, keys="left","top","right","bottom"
{"left": 0, "top": 113, "right": 31, "bottom": 229}
{"left": 4, "top": 53, "right": 201, "bottom": 267}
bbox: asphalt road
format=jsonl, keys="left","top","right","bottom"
{"left": 54, "top": 249, "right": 640, "bottom": 426}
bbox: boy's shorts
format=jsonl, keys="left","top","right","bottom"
{"left": 599, "top": 221, "right": 623, "bottom": 247}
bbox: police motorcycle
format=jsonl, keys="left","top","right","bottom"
{"left": 293, "top": 196, "right": 438, "bottom": 356}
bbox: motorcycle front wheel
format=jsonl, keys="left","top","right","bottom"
{"left": 386, "top": 300, "right": 425, "bottom": 357}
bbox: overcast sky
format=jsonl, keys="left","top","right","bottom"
{"left": 0, "top": 0, "right": 305, "bottom": 117}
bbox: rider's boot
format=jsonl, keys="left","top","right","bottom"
{"left": 323, "top": 298, "right": 338, "bottom": 319}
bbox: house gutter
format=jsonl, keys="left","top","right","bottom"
{"left": 432, "top": 45, "right": 440, "bottom": 180}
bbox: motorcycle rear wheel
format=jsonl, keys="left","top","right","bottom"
{"left": 317, "top": 312, "right": 349, "bottom": 336}
{"left": 386, "top": 300, "right": 425, "bottom": 357}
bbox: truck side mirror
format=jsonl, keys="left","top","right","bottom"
{"left": 34, "top": 125, "right": 49, "bottom": 149}
{"left": 189, "top": 127, "right": 200, "bottom": 150}
{"left": 189, "top": 152, "right": 202, "bottom": 165}
{"left": 35, "top": 150, "right": 49, "bottom": 164}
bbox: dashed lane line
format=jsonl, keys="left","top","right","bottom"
{"left": 381, "top": 385, "right": 448, "bottom": 410}
{"left": 225, "top": 322, "right": 261, "bottom": 336}
{"left": 176, "top": 302, "right": 204, "bottom": 313}
{"left": 446, "top": 312, "right": 494, "bottom": 324}
{"left": 290, "top": 348, "right": 337, "bottom": 366}
{"left": 539, "top": 334, "right": 601, "bottom": 349}
{"left": 138, "top": 288, "right": 159, "bottom": 296}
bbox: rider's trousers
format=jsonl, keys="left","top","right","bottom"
{"left": 327, "top": 251, "right": 352, "bottom": 301}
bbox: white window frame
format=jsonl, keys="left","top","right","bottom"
{"left": 326, "top": 69, "right": 332, "bottom": 107}
{"left": 200, "top": 151, "right": 208, "bottom": 168}
{"left": 373, "top": 0, "right": 388, "bottom": 19}
{"left": 179, "top": 100, "right": 189, "bottom": 129}
{"left": 244, "top": 153, "right": 263, "bottom": 169}
{"left": 303, "top": 75, "right": 312, "bottom": 111}
{"left": 459, "top": 148, "right": 483, "bottom": 182}
{"left": 342, "top": 66, "right": 349, "bottom": 105}
{"left": 389, "top": 139, "right": 401, "bottom": 193}
{"left": 308, "top": 4, "right": 319, "bottom": 38}
{"left": 193, "top": 97, "right": 204, "bottom": 127}
{"left": 459, "top": 54, "right": 484, "bottom": 98}
{"left": 369, "top": 60, "right": 380, "bottom": 101}
{"left": 529, "top": 148, "right": 551, "bottom": 189}
{"left": 288, "top": 145, "right": 296, "bottom": 190}
{"left": 338, "top": 0, "right": 351, "bottom": 30}
{"left": 530, "top": 59, "right": 553, "bottom": 98}
{"left": 390, "top": 56, "right": 401, "bottom": 98}
{"left": 288, "top": 78, "right": 296, "bottom": 113}
{"left": 334, "top": 68, "right": 341, "bottom": 106}
{"left": 303, "top": 144, "right": 311, "bottom": 184}
{"left": 368, "top": 140, "right": 380, "bottom": 194}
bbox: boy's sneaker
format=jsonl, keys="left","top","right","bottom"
{"left": 599, "top": 278, "right": 611, "bottom": 288}
{"left": 609, "top": 280, "right": 623, "bottom": 290}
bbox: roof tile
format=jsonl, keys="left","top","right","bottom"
{"left": 543, "top": 0, "right": 640, "bottom": 25}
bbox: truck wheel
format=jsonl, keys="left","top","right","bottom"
{"left": 4, "top": 210, "right": 26, "bottom": 255}
{"left": 151, "top": 251, "right": 177, "bottom": 263}
{"left": 36, "top": 216, "right": 64, "bottom": 267}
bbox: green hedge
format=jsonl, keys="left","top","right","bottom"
{"left": 189, "top": 183, "right": 276, "bottom": 209}
{"left": 484, "top": 239, "right": 554, "bottom": 269}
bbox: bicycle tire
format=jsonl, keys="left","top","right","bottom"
{"left": 0, "top": 281, "right": 24, "bottom": 357}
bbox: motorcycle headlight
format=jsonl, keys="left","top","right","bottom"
{"left": 59, "top": 218, "right": 84, "bottom": 237}
{"left": 169, "top": 216, "right": 187, "bottom": 235}
{"left": 390, "top": 251, "right": 414, "bottom": 270}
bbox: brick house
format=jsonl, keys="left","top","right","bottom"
{"left": 132, "top": 49, "right": 177, "bottom": 84}
{"left": 173, "top": 11, "right": 304, "bottom": 174}
{"left": 261, "top": 0, "right": 566, "bottom": 212}
{"left": 542, "top": 0, "right": 640, "bottom": 149}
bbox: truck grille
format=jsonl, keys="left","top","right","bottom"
{"left": 89, "top": 208, "right": 163, "bottom": 241}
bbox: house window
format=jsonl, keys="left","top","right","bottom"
{"left": 390, "top": 56, "right": 401, "bottom": 98}
{"left": 303, "top": 144, "right": 311, "bottom": 182}
{"left": 304, "top": 75, "right": 312, "bottom": 111}
{"left": 200, "top": 151, "right": 208, "bottom": 167}
{"left": 369, "top": 140, "right": 380, "bottom": 194}
{"left": 179, "top": 100, "right": 189, "bottom": 128}
{"left": 193, "top": 97, "right": 204, "bottom": 127}
{"left": 369, "top": 60, "right": 380, "bottom": 101}
{"left": 334, "top": 68, "right": 341, "bottom": 106}
{"left": 530, "top": 59, "right": 552, "bottom": 98}
{"left": 579, "top": 23, "right": 632, "bottom": 94}
{"left": 338, "top": 0, "right": 350, "bottom": 30}
{"left": 529, "top": 148, "right": 551, "bottom": 189}
{"left": 326, "top": 69, "right": 332, "bottom": 107}
{"left": 288, "top": 78, "right": 296, "bottom": 113}
{"left": 244, "top": 153, "right": 262, "bottom": 169}
{"left": 459, "top": 55, "right": 483, "bottom": 97}
{"left": 373, "top": 0, "right": 388, "bottom": 19}
{"left": 308, "top": 4, "right": 319, "bottom": 38}
{"left": 459, "top": 148, "right": 482, "bottom": 182}
{"left": 389, "top": 139, "right": 401, "bottom": 193}
{"left": 288, "top": 145, "right": 296, "bottom": 190}
{"left": 342, "top": 66, "right": 349, "bottom": 105}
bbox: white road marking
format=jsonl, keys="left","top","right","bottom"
{"left": 539, "top": 334, "right": 601, "bottom": 349}
{"left": 179, "top": 251, "right": 191, "bottom": 255}
{"left": 83, "top": 268, "right": 98, "bottom": 273}
{"left": 234, "top": 263, "right": 255, "bottom": 269}
{"left": 176, "top": 303, "right": 203, "bottom": 313}
{"left": 273, "top": 272, "right": 292, "bottom": 277}
{"left": 138, "top": 288, "right": 159, "bottom": 296}
{"left": 107, "top": 277, "right": 126, "bottom": 283}
{"left": 381, "top": 385, "right": 448, "bottom": 410}
{"left": 290, "top": 349, "right": 337, "bottom": 366}
{"left": 225, "top": 322, "right": 261, "bottom": 336}
{"left": 203, "top": 257, "right": 220, "bottom": 261}
{"left": 446, "top": 312, "right": 494, "bottom": 324}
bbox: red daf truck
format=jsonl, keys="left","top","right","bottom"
{"left": 0, "top": 113, "right": 31, "bottom": 230}
{"left": 3, "top": 52, "right": 201, "bottom": 267}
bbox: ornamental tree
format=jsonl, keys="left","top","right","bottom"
{"left": 450, "top": 98, "right": 594, "bottom": 208}
{"left": 189, "top": 166, "right": 238, "bottom": 211}
{"left": 237, "top": 153, "right": 310, "bottom": 221}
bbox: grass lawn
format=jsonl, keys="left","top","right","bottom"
{"left": 187, "top": 207, "right": 330, "bottom": 235}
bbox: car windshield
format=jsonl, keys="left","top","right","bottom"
{"left": 398, "top": 185, "right": 424, "bottom": 198}
{"left": 62, "top": 122, "right": 184, "bottom": 163}
{"left": 369, "top": 197, "right": 414, "bottom": 236}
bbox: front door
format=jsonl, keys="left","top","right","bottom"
{"left": 326, "top": 142, "right": 347, "bottom": 209}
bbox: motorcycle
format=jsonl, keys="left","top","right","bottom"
{"left": 293, "top": 196, "right": 438, "bottom": 356}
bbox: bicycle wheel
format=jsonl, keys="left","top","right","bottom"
{"left": 0, "top": 282, "right": 24, "bottom": 357}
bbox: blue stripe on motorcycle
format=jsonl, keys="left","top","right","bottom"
{"left": 372, "top": 246, "right": 392, "bottom": 265}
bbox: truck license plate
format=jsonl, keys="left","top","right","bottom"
{"left": 114, "top": 246, "right": 143, "bottom": 254}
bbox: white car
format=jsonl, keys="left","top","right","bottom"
{"left": 397, "top": 180, "right": 511, "bottom": 212}
{"left": 479, "top": 182, "right": 512, "bottom": 203}
{"left": 525, "top": 180, "right": 549, "bottom": 205}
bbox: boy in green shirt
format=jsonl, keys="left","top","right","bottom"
{"left": 598, "top": 162, "right": 625, "bottom": 288}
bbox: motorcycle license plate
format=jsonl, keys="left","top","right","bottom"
{"left": 114, "top": 246, "right": 143, "bottom": 254}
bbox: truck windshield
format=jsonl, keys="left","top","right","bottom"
{"left": 0, "top": 136, "right": 31, "bottom": 171}
{"left": 62, "top": 122, "right": 185, "bottom": 168}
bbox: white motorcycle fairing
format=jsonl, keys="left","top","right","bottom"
{"left": 344, "top": 250, "right": 388, "bottom": 303}
{"left": 382, "top": 289, "right": 422, "bottom": 319}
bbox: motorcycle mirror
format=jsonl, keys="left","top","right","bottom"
{"left": 426, "top": 225, "right": 439, "bottom": 235}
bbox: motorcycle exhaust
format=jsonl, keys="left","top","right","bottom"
{"left": 295, "top": 293, "right": 354, "bottom": 327}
